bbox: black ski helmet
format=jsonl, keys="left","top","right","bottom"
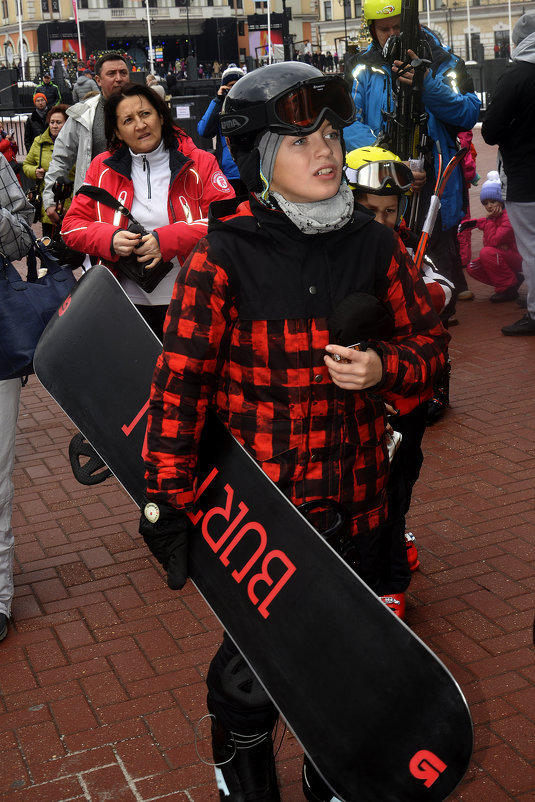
{"left": 220, "top": 61, "right": 355, "bottom": 193}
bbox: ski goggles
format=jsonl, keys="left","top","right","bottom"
{"left": 344, "top": 161, "right": 414, "bottom": 193}
{"left": 221, "top": 76, "right": 355, "bottom": 138}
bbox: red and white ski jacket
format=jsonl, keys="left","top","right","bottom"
{"left": 61, "top": 129, "right": 234, "bottom": 266}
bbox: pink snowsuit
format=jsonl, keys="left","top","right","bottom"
{"left": 466, "top": 208, "right": 522, "bottom": 293}
{"left": 458, "top": 131, "right": 477, "bottom": 267}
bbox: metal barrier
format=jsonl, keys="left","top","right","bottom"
{"left": 0, "top": 111, "right": 31, "bottom": 157}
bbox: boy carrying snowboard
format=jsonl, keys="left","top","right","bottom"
{"left": 139, "top": 62, "right": 449, "bottom": 802}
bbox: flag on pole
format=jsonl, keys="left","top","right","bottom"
{"left": 72, "top": 0, "right": 78, "bottom": 24}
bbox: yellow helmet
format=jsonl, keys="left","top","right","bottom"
{"left": 344, "top": 146, "right": 413, "bottom": 195}
{"left": 362, "top": 0, "right": 402, "bottom": 23}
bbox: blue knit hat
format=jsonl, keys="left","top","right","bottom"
{"left": 480, "top": 171, "right": 503, "bottom": 203}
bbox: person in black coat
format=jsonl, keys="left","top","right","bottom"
{"left": 482, "top": 11, "right": 535, "bottom": 336}
{"left": 33, "top": 73, "right": 61, "bottom": 107}
{"left": 24, "top": 93, "right": 49, "bottom": 153}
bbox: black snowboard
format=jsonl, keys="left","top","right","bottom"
{"left": 34, "top": 266, "right": 473, "bottom": 802}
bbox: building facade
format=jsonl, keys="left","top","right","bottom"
{"left": 0, "top": 0, "right": 321, "bottom": 80}
{"left": 316, "top": 0, "right": 535, "bottom": 62}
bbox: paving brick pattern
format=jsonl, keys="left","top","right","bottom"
{"left": 1, "top": 128, "right": 534, "bottom": 800}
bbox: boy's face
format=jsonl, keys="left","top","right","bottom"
{"left": 483, "top": 199, "right": 503, "bottom": 218}
{"left": 270, "top": 120, "right": 343, "bottom": 204}
{"left": 358, "top": 193, "right": 399, "bottom": 229}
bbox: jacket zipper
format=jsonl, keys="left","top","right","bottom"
{"left": 142, "top": 155, "right": 151, "bottom": 199}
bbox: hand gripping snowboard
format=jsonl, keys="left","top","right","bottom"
{"left": 34, "top": 267, "right": 473, "bottom": 802}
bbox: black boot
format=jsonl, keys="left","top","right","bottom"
{"left": 302, "top": 756, "right": 342, "bottom": 802}
{"left": 212, "top": 718, "right": 280, "bottom": 802}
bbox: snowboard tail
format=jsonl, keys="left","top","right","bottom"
{"left": 34, "top": 267, "right": 473, "bottom": 801}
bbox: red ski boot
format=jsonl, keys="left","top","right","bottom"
{"left": 405, "top": 531, "right": 420, "bottom": 571}
{"left": 380, "top": 593, "right": 406, "bottom": 620}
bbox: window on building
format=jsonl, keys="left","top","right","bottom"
{"left": 79, "top": 0, "right": 88, "bottom": 8}
{"left": 494, "top": 29, "right": 510, "bottom": 58}
{"left": 107, "top": 0, "right": 124, "bottom": 8}
{"left": 324, "top": 1, "right": 332, "bottom": 21}
{"left": 238, "top": 21, "right": 245, "bottom": 36}
{"left": 206, "top": 0, "right": 213, "bottom": 5}
{"left": 465, "top": 32, "right": 480, "bottom": 61}
{"left": 2, "top": 0, "right": 9, "bottom": 17}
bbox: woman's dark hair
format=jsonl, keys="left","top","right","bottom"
{"left": 46, "top": 103, "right": 69, "bottom": 125}
{"left": 104, "top": 82, "right": 180, "bottom": 151}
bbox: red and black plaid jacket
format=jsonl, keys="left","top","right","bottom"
{"left": 144, "top": 196, "right": 449, "bottom": 535}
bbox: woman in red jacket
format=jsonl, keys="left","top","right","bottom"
{"left": 464, "top": 171, "right": 523, "bottom": 303}
{"left": 62, "top": 82, "right": 234, "bottom": 335}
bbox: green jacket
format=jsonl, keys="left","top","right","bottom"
{"left": 23, "top": 127, "right": 75, "bottom": 225}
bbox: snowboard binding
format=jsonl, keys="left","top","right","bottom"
{"left": 69, "top": 432, "right": 112, "bottom": 485}
{"left": 298, "top": 498, "right": 357, "bottom": 570}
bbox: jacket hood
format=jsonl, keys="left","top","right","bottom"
{"left": 76, "top": 74, "right": 97, "bottom": 88}
{"left": 67, "top": 92, "right": 101, "bottom": 125}
{"left": 513, "top": 32, "right": 535, "bottom": 62}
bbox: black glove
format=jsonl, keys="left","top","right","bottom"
{"left": 139, "top": 498, "right": 189, "bottom": 590}
{"left": 457, "top": 219, "right": 477, "bottom": 234}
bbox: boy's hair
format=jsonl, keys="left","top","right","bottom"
{"left": 353, "top": 189, "right": 397, "bottom": 206}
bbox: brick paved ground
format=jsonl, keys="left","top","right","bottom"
{"left": 1, "top": 128, "right": 534, "bottom": 801}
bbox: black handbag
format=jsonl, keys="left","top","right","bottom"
{"left": 0, "top": 223, "right": 77, "bottom": 379}
{"left": 75, "top": 185, "right": 174, "bottom": 293}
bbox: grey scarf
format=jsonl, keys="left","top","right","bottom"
{"left": 271, "top": 183, "right": 354, "bottom": 235}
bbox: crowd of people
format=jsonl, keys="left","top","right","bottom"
{"left": 2, "top": 10, "right": 535, "bottom": 801}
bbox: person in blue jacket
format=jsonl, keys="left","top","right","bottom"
{"left": 344, "top": 0, "right": 480, "bottom": 313}
{"left": 197, "top": 65, "right": 246, "bottom": 195}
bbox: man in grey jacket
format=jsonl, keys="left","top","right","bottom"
{"left": 71, "top": 68, "right": 99, "bottom": 104}
{"left": 0, "top": 154, "right": 34, "bottom": 643}
{"left": 43, "top": 54, "right": 129, "bottom": 224}
{"left": 482, "top": 12, "right": 535, "bottom": 335}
